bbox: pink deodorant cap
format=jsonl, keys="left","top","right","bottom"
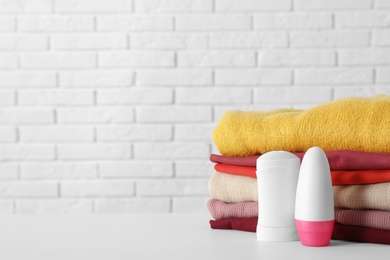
{"left": 295, "top": 220, "right": 334, "bottom": 247}
{"left": 295, "top": 147, "right": 334, "bottom": 247}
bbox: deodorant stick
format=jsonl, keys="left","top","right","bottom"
{"left": 256, "top": 151, "right": 300, "bottom": 241}
{"left": 295, "top": 146, "right": 334, "bottom": 247}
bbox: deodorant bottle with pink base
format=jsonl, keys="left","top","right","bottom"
{"left": 295, "top": 146, "right": 334, "bottom": 247}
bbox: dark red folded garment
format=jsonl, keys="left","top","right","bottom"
{"left": 209, "top": 218, "right": 390, "bottom": 245}
{"left": 210, "top": 217, "right": 257, "bottom": 233}
{"left": 210, "top": 154, "right": 260, "bottom": 167}
{"left": 210, "top": 150, "right": 390, "bottom": 171}
{"left": 332, "top": 223, "right": 390, "bottom": 245}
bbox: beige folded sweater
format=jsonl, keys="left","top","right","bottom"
{"left": 334, "top": 183, "right": 390, "bottom": 211}
{"left": 208, "top": 172, "right": 258, "bottom": 203}
{"left": 209, "top": 172, "right": 390, "bottom": 211}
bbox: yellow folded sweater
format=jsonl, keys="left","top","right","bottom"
{"left": 213, "top": 95, "right": 390, "bottom": 156}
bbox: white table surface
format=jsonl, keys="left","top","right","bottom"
{"left": 0, "top": 214, "right": 389, "bottom": 260}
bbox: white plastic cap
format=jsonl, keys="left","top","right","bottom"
{"left": 295, "top": 146, "right": 334, "bottom": 221}
{"left": 257, "top": 150, "right": 301, "bottom": 171}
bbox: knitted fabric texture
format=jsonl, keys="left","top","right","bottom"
{"left": 213, "top": 95, "right": 390, "bottom": 156}
{"left": 209, "top": 171, "right": 390, "bottom": 210}
{"left": 208, "top": 172, "right": 257, "bottom": 203}
{"left": 335, "top": 208, "right": 390, "bottom": 231}
{"left": 207, "top": 198, "right": 390, "bottom": 230}
{"left": 207, "top": 198, "right": 258, "bottom": 220}
{"left": 334, "top": 183, "right": 390, "bottom": 211}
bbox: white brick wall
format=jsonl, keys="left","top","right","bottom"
{"left": 1, "top": 0, "right": 390, "bottom": 214}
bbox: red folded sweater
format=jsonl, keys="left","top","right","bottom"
{"left": 214, "top": 164, "right": 390, "bottom": 185}
{"left": 209, "top": 218, "right": 390, "bottom": 245}
{"left": 210, "top": 150, "right": 390, "bottom": 171}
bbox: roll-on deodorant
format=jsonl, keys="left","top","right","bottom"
{"left": 256, "top": 151, "right": 300, "bottom": 241}
{"left": 295, "top": 146, "right": 334, "bottom": 247}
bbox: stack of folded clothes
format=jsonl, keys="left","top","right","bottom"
{"left": 207, "top": 95, "right": 390, "bottom": 244}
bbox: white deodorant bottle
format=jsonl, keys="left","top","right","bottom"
{"left": 256, "top": 151, "right": 300, "bottom": 241}
{"left": 295, "top": 146, "right": 334, "bottom": 247}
